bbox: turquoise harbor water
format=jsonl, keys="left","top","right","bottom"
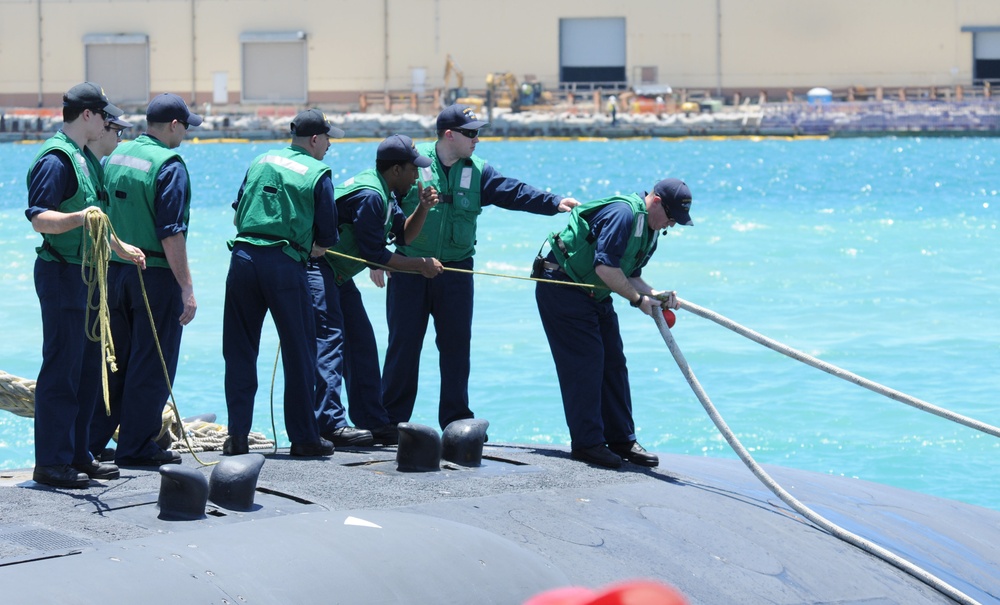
{"left": 0, "top": 136, "right": 997, "bottom": 510}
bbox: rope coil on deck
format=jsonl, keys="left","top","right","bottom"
{"left": 0, "top": 371, "right": 35, "bottom": 418}
{"left": 657, "top": 301, "right": 988, "bottom": 605}
{"left": 166, "top": 416, "right": 274, "bottom": 454}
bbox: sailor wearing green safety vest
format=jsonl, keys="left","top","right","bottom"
{"left": 308, "top": 135, "right": 443, "bottom": 448}
{"left": 25, "top": 82, "right": 146, "bottom": 488}
{"left": 534, "top": 178, "right": 694, "bottom": 470}
{"left": 381, "top": 104, "right": 580, "bottom": 431}
{"left": 91, "top": 93, "right": 202, "bottom": 469}
{"left": 222, "top": 109, "right": 344, "bottom": 459}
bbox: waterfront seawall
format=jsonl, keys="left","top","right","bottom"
{"left": 4, "top": 100, "right": 1000, "bottom": 142}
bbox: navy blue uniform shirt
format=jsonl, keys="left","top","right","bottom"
{"left": 336, "top": 188, "right": 406, "bottom": 268}
{"left": 437, "top": 162, "right": 562, "bottom": 215}
{"left": 26, "top": 152, "right": 77, "bottom": 220}
{"left": 588, "top": 196, "right": 659, "bottom": 278}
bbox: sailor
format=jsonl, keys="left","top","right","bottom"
{"left": 533, "top": 178, "right": 693, "bottom": 469}
{"left": 86, "top": 113, "right": 132, "bottom": 454}
{"left": 222, "top": 109, "right": 342, "bottom": 457}
{"left": 92, "top": 93, "right": 201, "bottom": 467}
{"left": 89, "top": 114, "right": 132, "bottom": 166}
{"left": 380, "top": 104, "right": 579, "bottom": 431}
{"left": 25, "top": 82, "right": 145, "bottom": 487}
{"left": 309, "top": 135, "right": 443, "bottom": 447}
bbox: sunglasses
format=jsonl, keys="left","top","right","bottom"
{"left": 453, "top": 128, "right": 479, "bottom": 139}
{"left": 177, "top": 120, "right": 190, "bottom": 130}
{"left": 104, "top": 124, "right": 125, "bottom": 139}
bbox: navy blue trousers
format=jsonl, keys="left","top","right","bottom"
{"left": 90, "top": 263, "right": 183, "bottom": 459}
{"left": 32, "top": 258, "right": 100, "bottom": 467}
{"left": 535, "top": 280, "right": 637, "bottom": 449}
{"left": 381, "top": 257, "right": 475, "bottom": 429}
{"left": 223, "top": 244, "right": 320, "bottom": 444}
{"left": 307, "top": 261, "right": 389, "bottom": 432}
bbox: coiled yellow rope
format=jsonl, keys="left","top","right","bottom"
{"left": 79, "top": 208, "right": 119, "bottom": 416}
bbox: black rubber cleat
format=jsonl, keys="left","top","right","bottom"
{"left": 33, "top": 464, "right": 90, "bottom": 488}
{"left": 442, "top": 418, "right": 489, "bottom": 467}
{"left": 290, "top": 438, "right": 334, "bottom": 457}
{"left": 396, "top": 423, "right": 442, "bottom": 472}
{"left": 609, "top": 441, "right": 659, "bottom": 467}
{"left": 323, "top": 426, "right": 374, "bottom": 447}
{"left": 223, "top": 434, "right": 250, "bottom": 456}
{"left": 570, "top": 444, "right": 623, "bottom": 469}
{"left": 73, "top": 459, "right": 120, "bottom": 480}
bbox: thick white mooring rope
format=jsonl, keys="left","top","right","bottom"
{"left": 677, "top": 298, "right": 1000, "bottom": 438}
{"left": 654, "top": 308, "right": 982, "bottom": 605}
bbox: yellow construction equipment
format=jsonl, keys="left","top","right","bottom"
{"left": 484, "top": 73, "right": 551, "bottom": 120}
{"left": 485, "top": 72, "right": 520, "bottom": 120}
{"left": 443, "top": 54, "right": 483, "bottom": 110}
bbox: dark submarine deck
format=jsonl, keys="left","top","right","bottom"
{"left": 1, "top": 444, "right": 998, "bottom": 604}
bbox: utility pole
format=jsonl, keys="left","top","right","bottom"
{"left": 37, "top": 0, "right": 44, "bottom": 107}
{"left": 383, "top": 0, "right": 390, "bottom": 98}
{"left": 716, "top": 0, "right": 723, "bottom": 98}
{"left": 191, "top": 0, "right": 197, "bottom": 105}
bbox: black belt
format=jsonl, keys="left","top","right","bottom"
{"left": 41, "top": 240, "right": 68, "bottom": 264}
{"left": 237, "top": 232, "right": 308, "bottom": 256}
{"left": 540, "top": 261, "right": 575, "bottom": 284}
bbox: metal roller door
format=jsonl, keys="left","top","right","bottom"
{"left": 240, "top": 32, "right": 308, "bottom": 104}
{"left": 83, "top": 34, "right": 150, "bottom": 106}
{"left": 973, "top": 30, "right": 1000, "bottom": 82}
{"left": 559, "top": 17, "right": 626, "bottom": 87}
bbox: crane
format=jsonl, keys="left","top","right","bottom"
{"left": 443, "top": 54, "right": 469, "bottom": 107}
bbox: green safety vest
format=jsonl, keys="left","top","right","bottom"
{"left": 85, "top": 152, "right": 106, "bottom": 206}
{"left": 104, "top": 135, "right": 190, "bottom": 268}
{"left": 26, "top": 131, "right": 102, "bottom": 264}
{"left": 324, "top": 169, "right": 395, "bottom": 285}
{"left": 229, "top": 145, "right": 331, "bottom": 263}
{"left": 396, "top": 141, "right": 484, "bottom": 262}
{"left": 547, "top": 193, "right": 658, "bottom": 301}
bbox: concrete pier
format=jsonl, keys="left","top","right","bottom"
{"left": 4, "top": 100, "right": 1000, "bottom": 142}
